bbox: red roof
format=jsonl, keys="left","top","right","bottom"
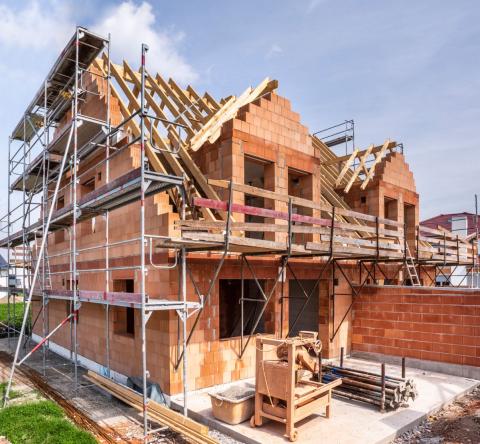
{"left": 421, "top": 212, "right": 480, "bottom": 236}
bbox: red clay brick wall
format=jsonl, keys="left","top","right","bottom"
{"left": 352, "top": 286, "right": 480, "bottom": 367}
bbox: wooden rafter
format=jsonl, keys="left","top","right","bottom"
{"left": 360, "top": 139, "right": 391, "bottom": 190}
{"left": 343, "top": 144, "right": 374, "bottom": 193}
{"left": 189, "top": 77, "right": 279, "bottom": 151}
{"left": 334, "top": 148, "right": 359, "bottom": 187}
{"left": 96, "top": 56, "right": 220, "bottom": 220}
{"left": 321, "top": 139, "right": 396, "bottom": 193}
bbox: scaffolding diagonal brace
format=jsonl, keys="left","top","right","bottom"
{"left": 3, "top": 123, "right": 74, "bottom": 407}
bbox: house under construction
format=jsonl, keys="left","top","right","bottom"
{"left": 1, "top": 27, "right": 479, "bottom": 439}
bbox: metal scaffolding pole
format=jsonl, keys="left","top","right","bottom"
{"left": 3, "top": 124, "right": 74, "bottom": 406}
{"left": 180, "top": 186, "right": 188, "bottom": 417}
{"left": 21, "top": 116, "right": 27, "bottom": 352}
{"left": 6, "top": 137, "right": 12, "bottom": 347}
{"left": 140, "top": 42, "right": 149, "bottom": 441}
{"left": 6, "top": 137, "right": 12, "bottom": 348}
{"left": 72, "top": 27, "right": 80, "bottom": 391}
{"left": 42, "top": 79, "right": 48, "bottom": 376}
{"left": 105, "top": 32, "right": 112, "bottom": 377}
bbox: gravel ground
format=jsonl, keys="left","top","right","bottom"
{"left": 392, "top": 386, "right": 480, "bottom": 444}
{"left": 0, "top": 338, "right": 243, "bottom": 443}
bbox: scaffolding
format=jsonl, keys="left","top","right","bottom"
{"left": 0, "top": 27, "right": 202, "bottom": 440}
{"left": 0, "top": 25, "right": 478, "bottom": 444}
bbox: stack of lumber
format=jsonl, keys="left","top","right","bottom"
{"left": 84, "top": 371, "right": 218, "bottom": 444}
{"left": 322, "top": 365, "right": 418, "bottom": 410}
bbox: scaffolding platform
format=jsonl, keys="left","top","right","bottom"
{"left": 11, "top": 27, "right": 108, "bottom": 141}
{"left": 31, "top": 289, "right": 201, "bottom": 311}
{"left": 0, "top": 168, "right": 183, "bottom": 248}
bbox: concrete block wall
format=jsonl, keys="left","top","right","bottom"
{"left": 31, "top": 81, "right": 450, "bottom": 397}
{"left": 342, "top": 152, "right": 419, "bottom": 253}
{"left": 194, "top": 92, "right": 321, "bottom": 242}
{"left": 352, "top": 285, "right": 480, "bottom": 368}
{"left": 343, "top": 153, "right": 419, "bottom": 219}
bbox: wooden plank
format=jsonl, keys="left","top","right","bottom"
{"left": 182, "top": 232, "right": 305, "bottom": 253}
{"left": 343, "top": 144, "right": 374, "bottom": 193}
{"left": 193, "top": 197, "right": 334, "bottom": 227}
{"left": 334, "top": 149, "right": 359, "bottom": 187}
{"left": 85, "top": 371, "right": 217, "bottom": 443}
{"left": 101, "top": 59, "right": 204, "bottom": 219}
{"left": 122, "top": 62, "right": 183, "bottom": 149}
{"left": 176, "top": 220, "right": 404, "bottom": 241}
{"left": 168, "top": 77, "right": 205, "bottom": 124}
{"left": 419, "top": 225, "right": 469, "bottom": 242}
{"left": 185, "top": 85, "right": 215, "bottom": 116}
{"left": 177, "top": 219, "right": 402, "bottom": 240}
{"left": 325, "top": 235, "right": 403, "bottom": 252}
{"left": 203, "top": 91, "right": 221, "bottom": 111}
{"left": 360, "top": 139, "right": 391, "bottom": 190}
{"left": 189, "top": 78, "right": 278, "bottom": 151}
{"left": 306, "top": 241, "right": 404, "bottom": 258}
{"left": 418, "top": 235, "right": 469, "bottom": 248}
{"left": 183, "top": 228, "right": 403, "bottom": 258}
{"left": 145, "top": 75, "right": 195, "bottom": 138}
{"left": 322, "top": 142, "right": 396, "bottom": 165}
{"left": 155, "top": 74, "right": 202, "bottom": 131}
{"left": 105, "top": 58, "right": 222, "bottom": 221}
{"left": 208, "top": 178, "right": 403, "bottom": 227}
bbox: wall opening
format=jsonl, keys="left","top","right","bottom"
{"left": 288, "top": 280, "right": 319, "bottom": 336}
{"left": 219, "top": 279, "right": 271, "bottom": 339}
{"left": 404, "top": 202, "right": 416, "bottom": 252}
{"left": 56, "top": 195, "right": 65, "bottom": 210}
{"left": 80, "top": 177, "right": 96, "bottom": 235}
{"left": 384, "top": 196, "right": 398, "bottom": 231}
{"left": 289, "top": 168, "right": 313, "bottom": 244}
{"left": 80, "top": 177, "right": 95, "bottom": 197}
{"left": 244, "top": 156, "right": 274, "bottom": 240}
{"left": 54, "top": 195, "right": 66, "bottom": 243}
{"left": 113, "top": 279, "right": 135, "bottom": 337}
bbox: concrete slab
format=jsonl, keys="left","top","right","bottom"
{"left": 172, "top": 357, "right": 479, "bottom": 444}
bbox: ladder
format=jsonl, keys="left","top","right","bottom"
{"left": 405, "top": 242, "right": 421, "bottom": 286}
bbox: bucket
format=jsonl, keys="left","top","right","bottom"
{"left": 209, "top": 384, "right": 255, "bottom": 425}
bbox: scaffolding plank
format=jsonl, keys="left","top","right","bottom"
{"left": 208, "top": 178, "right": 403, "bottom": 226}
{"left": 193, "top": 197, "right": 333, "bottom": 227}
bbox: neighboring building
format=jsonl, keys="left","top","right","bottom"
{"left": 421, "top": 212, "right": 479, "bottom": 287}
{"left": 421, "top": 212, "right": 479, "bottom": 237}
{"left": 0, "top": 254, "right": 8, "bottom": 300}
{"left": 0, "top": 253, "right": 24, "bottom": 300}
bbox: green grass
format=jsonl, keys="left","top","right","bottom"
{"left": 0, "top": 301, "right": 26, "bottom": 330}
{"left": 0, "top": 382, "right": 21, "bottom": 400}
{"left": 0, "top": 400, "right": 97, "bottom": 444}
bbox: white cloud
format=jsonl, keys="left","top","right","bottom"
{"left": 92, "top": 1, "right": 198, "bottom": 84}
{"left": 307, "top": 0, "right": 328, "bottom": 13}
{"left": 0, "top": 1, "right": 198, "bottom": 84}
{"left": 0, "top": 0, "right": 73, "bottom": 50}
{"left": 266, "top": 43, "right": 283, "bottom": 59}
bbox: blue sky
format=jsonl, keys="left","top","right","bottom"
{"left": 0, "top": 0, "right": 479, "bottom": 219}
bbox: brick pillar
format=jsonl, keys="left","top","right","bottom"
{"left": 273, "top": 153, "right": 288, "bottom": 243}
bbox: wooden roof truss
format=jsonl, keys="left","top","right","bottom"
{"left": 93, "top": 55, "right": 277, "bottom": 221}
{"left": 322, "top": 139, "right": 398, "bottom": 193}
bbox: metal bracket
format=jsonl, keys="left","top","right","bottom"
{"left": 145, "top": 310, "right": 153, "bottom": 324}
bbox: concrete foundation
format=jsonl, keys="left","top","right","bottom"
{"left": 172, "top": 357, "right": 479, "bottom": 444}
